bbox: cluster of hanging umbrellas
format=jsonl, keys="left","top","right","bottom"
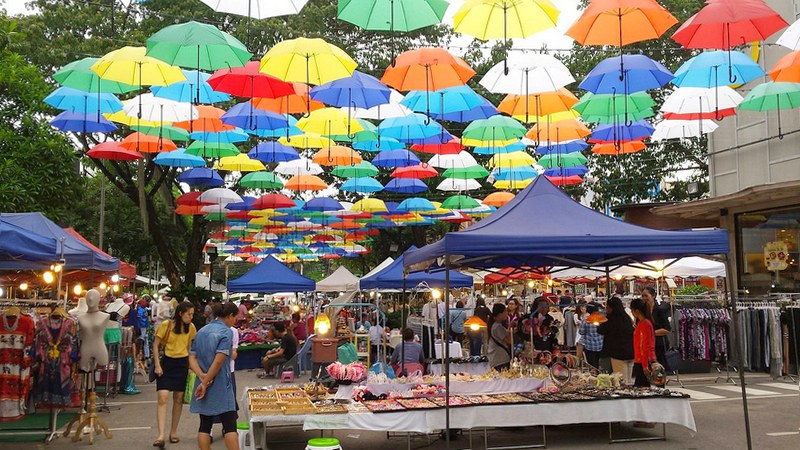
{"left": 45, "top": 0, "right": 800, "bottom": 262}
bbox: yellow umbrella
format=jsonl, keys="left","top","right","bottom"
{"left": 489, "top": 151, "right": 535, "bottom": 168}
{"left": 91, "top": 46, "right": 186, "bottom": 86}
{"left": 281, "top": 255, "right": 301, "bottom": 264}
{"left": 419, "top": 202, "right": 451, "bottom": 216}
{"left": 494, "top": 178, "right": 534, "bottom": 190}
{"left": 260, "top": 37, "right": 357, "bottom": 85}
{"left": 296, "top": 107, "right": 364, "bottom": 137}
{"left": 521, "top": 109, "right": 581, "bottom": 123}
{"left": 214, "top": 154, "right": 266, "bottom": 172}
{"left": 351, "top": 198, "right": 388, "bottom": 213}
{"left": 248, "top": 210, "right": 287, "bottom": 218}
{"left": 278, "top": 133, "right": 335, "bottom": 149}
{"left": 104, "top": 111, "right": 168, "bottom": 128}
{"left": 462, "top": 136, "right": 518, "bottom": 148}
{"left": 454, "top": 0, "right": 560, "bottom": 41}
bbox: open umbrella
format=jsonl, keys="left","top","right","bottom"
{"left": 401, "top": 85, "right": 486, "bottom": 120}
{"left": 535, "top": 139, "right": 589, "bottom": 155}
{"left": 208, "top": 61, "right": 294, "bottom": 99}
{"left": 589, "top": 120, "right": 655, "bottom": 143}
{"left": 391, "top": 164, "right": 438, "bottom": 178}
{"left": 240, "top": 172, "right": 284, "bottom": 189}
{"left": 738, "top": 81, "right": 800, "bottom": 138}
{"left": 480, "top": 53, "right": 574, "bottom": 96}
{"left": 351, "top": 89, "right": 412, "bottom": 120}
{"left": 285, "top": 174, "right": 328, "bottom": 191}
{"left": 222, "top": 102, "right": 290, "bottom": 132}
{"left": 248, "top": 141, "right": 300, "bottom": 163}
{"left": 151, "top": 69, "right": 231, "bottom": 104}
{"left": 297, "top": 107, "right": 364, "bottom": 138}
{"left": 371, "top": 149, "right": 421, "bottom": 168}
{"left": 92, "top": 46, "right": 186, "bottom": 87}
{"left": 428, "top": 151, "right": 478, "bottom": 169}
{"left": 253, "top": 193, "right": 297, "bottom": 209}
{"left": 199, "top": 188, "right": 244, "bottom": 205}
{"left": 473, "top": 140, "right": 527, "bottom": 155}
{"left": 573, "top": 91, "right": 655, "bottom": 123}
{"left": 498, "top": 88, "right": 578, "bottom": 123}
{"left": 412, "top": 137, "right": 463, "bottom": 155}
{"left": 397, "top": 197, "right": 436, "bottom": 212}
{"left": 252, "top": 82, "right": 325, "bottom": 115}
{"left": 378, "top": 113, "right": 451, "bottom": 143}
{"left": 51, "top": 111, "right": 117, "bottom": 133}
{"left": 441, "top": 195, "right": 480, "bottom": 210}
{"left": 352, "top": 136, "right": 405, "bottom": 151}
{"left": 186, "top": 141, "right": 240, "bottom": 158}
{"left": 214, "top": 154, "right": 266, "bottom": 172}
{"left": 154, "top": 148, "right": 207, "bottom": 167}
{"left": 278, "top": 133, "right": 335, "bottom": 149}
{"left": 200, "top": 0, "right": 309, "bottom": 44}
{"left": 54, "top": 57, "right": 138, "bottom": 94}
{"left": 579, "top": 54, "right": 673, "bottom": 94}
{"left": 352, "top": 198, "right": 389, "bottom": 214}
{"left": 87, "top": 142, "right": 143, "bottom": 161}
{"left": 651, "top": 119, "right": 718, "bottom": 141}
{"left": 331, "top": 161, "right": 379, "bottom": 178}
{"left": 310, "top": 70, "right": 391, "bottom": 111}
{"left": 442, "top": 165, "right": 490, "bottom": 179}
{"left": 489, "top": 151, "right": 536, "bottom": 168}
{"left": 124, "top": 93, "right": 198, "bottom": 123}
{"left": 261, "top": 37, "right": 357, "bottom": 90}
{"left": 312, "top": 146, "right": 363, "bottom": 166}
{"left": 191, "top": 128, "right": 250, "bottom": 144}
{"left": 672, "top": 50, "right": 765, "bottom": 87}
{"left": 121, "top": 132, "right": 178, "bottom": 153}
{"left": 768, "top": 50, "right": 800, "bottom": 83}
{"left": 591, "top": 141, "right": 646, "bottom": 155}
{"left": 436, "top": 178, "right": 481, "bottom": 191}
{"left": 172, "top": 105, "right": 231, "bottom": 132}
{"left": 340, "top": 177, "right": 384, "bottom": 193}
{"left": 777, "top": 18, "right": 800, "bottom": 50}
{"left": 462, "top": 115, "right": 526, "bottom": 147}
{"left": 45, "top": 86, "right": 123, "bottom": 115}
{"left": 537, "top": 152, "right": 588, "bottom": 169}
{"left": 660, "top": 86, "right": 742, "bottom": 120}
{"left": 384, "top": 178, "right": 428, "bottom": 194}
{"left": 178, "top": 168, "right": 224, "bottom": 187}
{"left": 275, "top": 158, "right": 325, "bottom": 176}
{"left": 304, "top": 197, "right": 343, "bottom": 212}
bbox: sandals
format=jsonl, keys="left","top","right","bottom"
{"left": 152, "top": 439, "right": 165, "bottom": 449}
{"left": 169, "top": 436, "right": 180, "bottom": 443}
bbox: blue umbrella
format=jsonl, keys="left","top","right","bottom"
{"left": 221, "top": 102, "right": 290, "bottom": 131}
{"left": 368, "top": 219, "right": 398, "bottom": 229}
{"left": 248, "top": 141, "right": 300, "bottom": 163}
{"left": 672, "top": 51, "right": 765, "bottom": 88}
{"left": 226, "top": 197, "right": 257, "bottom": 211}
{"left": 589, "top": 120, "right": 655, "bottom": 143}
{"left": 151, "top": 69, "right": 230, "bottom": 103}
{"left": 310, "top": 71, "right": 391, "bottom": 109}
{"left": 535, "top": 140, "right": 589, "bottom": 155}
{"left": 304, "top": 197, "right": 344, "bottom": 212}
{"left": 493, "top": 166, "right": 538, "bottom": 181}
{"left": 579, "top": 55, "right": 673, "bottom": 94}
{"left": 376, "top": 201, "right": 401, "bottom": 215}
{"left": 277, "top": 200, "right": 306, "bottom": 214}
{"left": 402, "top": 85, "right": 484, "bottom": 117}
{"left": 226, "top": 238, "right": 247, "bottom": 246}
{"left": 177, "top": 168, "right": 224, "bottom": 187}
{"left": 190, "top": 128, "right": 250, "bottom": 143}
{"left": 340, "top": 177, "right": 384, "bottom": 193}
{"left": 432, "top": 96, "right": 498, "bottom": 122}
{"left": 50, "top": 111, "right": 117, "bottom": 133}
{"left": 378, "top": 113, "right": 449, "bottom": 143}
{"left": 397, "top": 197, "right": 436, "bottom": 212}
{"left": 543, "top": 166, "right": 588, "bottom": 177}
{"left": 154, "top": 148, "right": 207, "bottom": 167}
{"left": 371, "top": 149, "right": 421, "bottom": 168}
{"left": 352, "top": 136, "right": 405, "bottom": 152}
{"left": 309, "top": 215, "right": 343, "bottom": 225}
{"left": 383, "top": 178, "right": 428, "bottom": 194}
{"left": 44, "top": 87, "right": 123, "bottom": 113}
{"left": 473, "top": 140, "right": 527, "bottom": 155}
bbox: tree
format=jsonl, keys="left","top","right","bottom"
{"left": 561, "top": 0, "right": 708, "bottom": 210}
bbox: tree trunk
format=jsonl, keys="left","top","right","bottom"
{"left": 183, "top": 216, "right": 207, "bottom": 288}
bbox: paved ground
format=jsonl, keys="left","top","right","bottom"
{"left": 11, "top": 370, "right": 800, "bottom": 450}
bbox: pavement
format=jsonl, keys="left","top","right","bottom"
{"left": 10, "top": 370, "right": 800, "bottom": 450}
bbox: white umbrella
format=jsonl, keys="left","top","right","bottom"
{"left": 123, "top": 93, "right": 198, "bottom": 123}
{"left": 225, "top": 255, "right": 244, "bottom": 262}
{"left": 428, "top": 151, "right": 479, "bottom": 169}
{"left": 352, "top": 90, "right": 411, "bottom": 119}
{"left": 201, "top": 204, "right": 234, "bottom": 214}
{"left": 436, "top": 178, "right": 482, "bottom": 191}
{"left": 199, "top": 0, "right": 308, "bottom": 18}
{"left": 274, "top": 158, "right": 324, "bottom": 175}
{"left": 198, "top": 188, "right": 243, "bottom": 205}
{"left": 660, "top": 87, "right": 743, "bottom": 117}
{"left": 777, "top": 19, "right": 800, "bottom": 50}
{"left": 480, "top": 53, "right": 575, "bottom": 95}
{"left": 286, "top": 220, "right": 320, "bottom": 230}
{"left": 651, "top": 120, "right": 718, "bottom": 142}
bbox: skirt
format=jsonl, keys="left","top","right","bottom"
{"left": 156, "top": 356, "right": 189, "bottom": 392}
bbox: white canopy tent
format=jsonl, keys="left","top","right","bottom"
{"left": 550, "top": 257, "right": 726, "bottom": 280}
{"left": 316, "top": 266, "right": 361, "bottom": 292}
{"left": 360, "top": 257, "right": 394, "bottom": 280}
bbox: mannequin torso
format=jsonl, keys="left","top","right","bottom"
{"left": 78, "top": 290, "right": 110, "bottom": 371}
{"left": 104, "top": 298, "right": 130, "bottom": 329}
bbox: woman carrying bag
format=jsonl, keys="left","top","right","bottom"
{"left": 152, "top": 301, "right": 196, "bottom": 448}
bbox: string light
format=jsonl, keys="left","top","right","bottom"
{"left": 19, "top": 282, "right": 28, "bottom": 291}
{"left": 43, "top": 271, "right": 55, "bottom": 284}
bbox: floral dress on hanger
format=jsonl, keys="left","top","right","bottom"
{"left": 32, "top": 316, "right": 80, "bottom": 407}
{"left": 0, "top": 314, "right": 35, "bottom": 421}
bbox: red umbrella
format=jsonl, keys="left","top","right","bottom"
{"left": 662, "top": 108, "right": 737, "bottom": 120}
{"left": 411, "top": 137, "right": 463, "bottom": 154}
{"left": 545, "top": 175, "right": 583, "bottom": 186}
{"left": 391, "top": 164, "right": 439, "bottom": 179}
{"left": 208, "top": 61, "right": 295, "bottom": 99}
{"left": 252, "top": 193, "right": 296, "bottom": 209}
{"left": 176, "top": 191, "right": 213, "bottom": 206}
{"left": 225, "top": 211, "right": 251, "bottom": 220}
{"left": 312, "top": 234, "right": 336, "bottom": 242}
{"left": 87, "top": 142, "right": 143, "bottom": 161}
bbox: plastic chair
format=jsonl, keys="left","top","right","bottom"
{"left": 276, "top": 352, "right": 300, "bottom": 377}
{"left": 237, "top": 422, "right": 254, "bottom": 450}
{"left": 297, "top": 334, "right": 315, "bottom": 374}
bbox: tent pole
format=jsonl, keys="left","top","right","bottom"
{"left": 444, "top": 255, "right": 451, "bottom": 449}
{"left": 605, "top": 266, "right": 611, "bottom": 299}
{"left": 401, "top": 275, "right": 406, "bottom": 377}
{"left": 723, "top": 253, "right": 752, "bottom": 450}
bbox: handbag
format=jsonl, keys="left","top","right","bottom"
{"left": 148, "top": 322, "right": 172, "bottom": 383}
{"left": 183, "top": 372, "right": 196, "bottom": 404}
{"left": 660, "top": 337, "right": 680, "bottom": 374}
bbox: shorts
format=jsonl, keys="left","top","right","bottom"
{"left": 199, "top": 410, "right": 237, "bottom": 435}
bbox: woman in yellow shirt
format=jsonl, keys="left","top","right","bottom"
{"left": 152, "top": 301, "right": 196, "bottom": 448}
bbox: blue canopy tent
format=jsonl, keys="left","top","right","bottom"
{"left": 0, "top": 213, "right": 119, "bottom": 271}
{"left": 361, "top": 246, "right": 473, "bottom": 290}
{"left": 0, "top": 219, "right": 59, "bottom": 262}
{"left": 227, "top": 256, "right": 315, "bottom": 293}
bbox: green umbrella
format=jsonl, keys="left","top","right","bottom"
{"left": 739, "top": 81, "right": 800, "bottom": 137}
{"left": 574, "top": 92, "right": 655, "bottom": 123}
{"left": 240, "top": 171, "right": 284, "bottom": 189}
{"left": 186, "top": 141, "right": 241, "bottom": 158}
{"left": 205, "top": 212, "right": 227, "bottom": 221}
{"left": 579, "top": 109, "right": 654, "bottom": 124}
{"left": 462, "top": 115, "right": 526, "bottom": 146}
{"left": 131, "top": 124, "right": 191, "bottom": 142}
{"left": 355, "top": 216, "right": 386, "bottom": 224}
{"left": 330, "top": 119, "right": 378, "bottom": 142}
{"left": 442, "top": 164, "right": 490, "bottom": 179}
{"left": 331, "top": 161, "right": 379, "bottom": 178}
{"left": 226, "top": 229, "right": 249, "bottom": 237}
{"left": 441, "top": 194, "right": 480, "bottom": 210}
{"left": 537, "top": 152, "right": 588, "bottom": 169}
{"left": 53, "top": 57, "right": 139, "bottom": 94}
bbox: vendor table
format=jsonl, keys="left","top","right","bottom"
{"left": 235, "top": 343, "right": 279, "bottom": 371}
{"left": 428, "top": 361, "right": 490, "bottom": 376}
{"left": 434, "top": 341, "right": 463, "bottom": 359}
{"left": 249, "top": 397, "right": 696, "bottom": 449}
{"left": 334, "top": 378, "right": 546, "bottom": 400}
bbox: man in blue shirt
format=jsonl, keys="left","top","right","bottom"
{"left": 189, "top": 302, "right": 238, "bottom": 450}
{"left": 578, "top": 303, "right": 605, "bottom": 370}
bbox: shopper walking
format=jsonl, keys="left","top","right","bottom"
{"left": 152, "top": 301, "right": 196, "bottom": 448}
{"left": 189, "top": 302, "right": 239, "bottom": 450}
{"left": 487, "top": 303, "right": 512, "bottom": 371}
{"left": 597, "top": 297, "right": 635, "bottom": 384}
{"left": 630, "top": 298, "right": 656, "bottom": 388}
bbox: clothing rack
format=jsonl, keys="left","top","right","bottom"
{"left": 736, "top": 296, "right": 800, "bottom": 382}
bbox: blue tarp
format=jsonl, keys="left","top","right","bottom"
{"left": 0, "top": 213, "right": 119, "bottom": 271}
{"left": 0, "top": 220, "right": 58, "bottom": 262}
{"left": 227, "top": 256, "right": 315, "bottom": 293}
{"left": 361, "top": 246, "right": 473, "bottom": 290}
{"left": 405, "top": 177, "right": 729, "bottom": 269}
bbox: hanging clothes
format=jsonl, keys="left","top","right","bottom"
{"left": 32, "top": 315, "right": 81, "bottom": 408}
{"left": 673, "top": 306, "right": 730, "bottom": 363}
{"left": 736, "top": 306, "right": 782, "bottom": 374}
{"left": 0, "top": 314, "right": 35, "bottom": 421}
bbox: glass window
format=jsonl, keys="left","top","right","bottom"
{"left": 736, "top": 208, "right": 800, "bottom": 294}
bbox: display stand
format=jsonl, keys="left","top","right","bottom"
{"left": 470, "top": 426, "right": 546, "bottom": 450}
{"left": 352, "top": 332, "right": 370, "bottom": 367}
{"left": 0, "top": 407, "right": 61, "bottom": 443}
{"left": 64, "top": 371, "right": 112, "bottom": 444}
{"left": 97, "top": 342, "right": 121, "bottom": 412}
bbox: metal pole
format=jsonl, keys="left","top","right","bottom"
{"left": 98, "top": 177, "right": 106, "bottom": 251}
{"left": 723, "top": 254, "right": 752, "bottom": 450}
{"left": 444, "top": 256, "right": 451, "bottom": 449}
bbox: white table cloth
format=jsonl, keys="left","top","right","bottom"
{"left": 434, "top": 341, "right": 463, "bottom": 359}
{"left": 428, "top": 361, "right": 490, "bottom": 376}
{"left": 334, "top": 378, "right": 546, "bottom": 400}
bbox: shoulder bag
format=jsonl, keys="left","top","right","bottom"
{"left": 148, "top": 322, "right": 172, "bottom": 382}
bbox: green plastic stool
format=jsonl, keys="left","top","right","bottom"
{"left": 306, "top": 437, "right": 342, "bottom": 450}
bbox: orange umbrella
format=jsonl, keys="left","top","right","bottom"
{"left": 566, "top": 0, "right": 677, "bottom": 46}
{"left": 120, "top": 132, "right": 177, "bottom": 153}
{"left": 498, "top": 88, "right": 579, "bottom": 123}
{"left": 252, "top": 82, "right": 324, "bottom": 114}
{"left": 769, "top": 50, "right": 800, "bottom": 82}
{"left": 526, "top": 119, "right": 590, "bottom": 143}
{"left": 311, "top": 146, "right": 363, "bottom": 166}
{"left": 172, "top": 105, "right": 233, "bottom": 132}
{"left": 381, "top": 47, "right": 476, "bottom": 92}
{"left": 591, "top": 141, "right": 646, "bottom": 155}
{"left": 284, "top": 174, "right": 328, "bottom": 191}
{"left": 483, "top": 191, "right": 516, "bottom": 207}
{"left": 175, "top": 204, "right": 206, "bottom": 215}
{"left": 330, "top": 220, "right": 363, "bottom": 230}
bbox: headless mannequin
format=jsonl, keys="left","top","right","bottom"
{"left": 70, "top": 297, "right": 88, "bottom": 319}
{"left": 78, "top": 290, "right": 110, "bottom": 371}
{"left": 105, "top": 298, "right": 130, "bottom": 327}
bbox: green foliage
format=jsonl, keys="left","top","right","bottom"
{"left": 676, "top": 284, "right": 713, "bottom": 296}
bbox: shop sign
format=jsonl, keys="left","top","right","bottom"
{"left": 764, "top": 240, "right": 789, "bottom": 271}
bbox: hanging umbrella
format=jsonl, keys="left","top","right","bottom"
{"left": 480, "top": 53, "right": 575, "bottom": 95}
{"left": 186, "top": 141, "right": 241, "bottom": 158}
{"left": 660, "top": 86, "right": 743, "bottom": 120}
{"left": 378, "top": 113, "right": 451, "bottom": 143}
{"left": 483, "top": 191, "right": 515, "bottom": 207}
{"left": 133, "top": 124, "right": 192, "bottom": 142}
{"left": 462, "top": 116, "right": 526, "bottom": 147}
{"left": 545, "top": 175, "right": 583, "bottom": 186}
{"left": 331, "top": 161, "right": 379, "bottom": 178}
{"left": 352, "top": 90, "right": 412, "bottom": 119}
{"left": 304, "top": 197, "right": 344, "bottom": 212}
{"left": 275, "top": 158, "right": 325, "bottom": 175}
{"left": 383, "top": 178, "right": 428, "bottom": 194}
{"left": 208, "top": 61, "right": 295, "bottom": 99}
{"left": 278, "top": 133, "right": 335, "bottom": 149}
{"left": 436, "top": 178, "right": 481, "bottom": 191}
{"left": 567, "top": 0, "right": 677, "bottom": 79}
{"left": 397, "top": 197, "right": 436, "bottom": 212}
{"left": 589, "top": 120, "right": 655, "bottom": 143}
{"left": 51, "top": 111, "right": 117, "bottom": 133}
{"left": 739, "top": 81, "right": 800, "bottom": 138}
{"left": 672, "top": 50, "right": 765, "bottom": 87}
{"left": 651, "top": 119, "right": 719, "bottom": 141}
{"left": 492, "top": 166, "right": 539, "bottom": 181}
{"left": 402, "top": 85, "right": 484, "bottom": 116}
{"left": 310, "top": 70, "right": 391, "bottom": 109}
{"left": 87, "top": 142, "right": 143, "bottom": 161}
{"left": 473, "top": 140, "right": 527, "bottom": 155}
{"left": 442, "top": 165, "right": 490, "bottom": 179}
{"left": 352, "top": 198, "right": 389, "bottom": 214}
{"left": 106, "top": 112, "right": 168, "bottom": 132}
{"left": 121, "top": 132, "right": 178, "bottom": 153}
{"left": 340, "top": 177, "right": 384, "bottom": 193}
{"left": 200, "top": 0, "right": 309, "bottom": 45}
{"left": 252, "top": 82, "right": 325, "bottom": 114}
{"left": 543, "top": 166, "right": 588, "bottom": 177}
{"left": 591, "top": 141, "right": 646, "bottom": 155}
{"left": 151, "top": 69, "right": 231, "bottom": 103}
{"left": 494, "top": 178, "right": 534, "bottom": 190}
{"left": 430, "top": 96, "right": 498, "bottom": 122}
{"left": 498, "top": 88, "right": 578, "bottom": 123}
{"left": 489, "top": 151, "right": 536, "bottom": 168}
{"left": 191, "top": 128, "right": 250, "bottom": 144}
{"left": 441, "top": 195, "right": 480, "bottom": 210}
{"left": 312, "top": 146, "right": 363, "bottom": 166}
{"left": 412, "top": 138, "right": 463, "bottom": 155}
{"left": 768, "top": 50, "right": 800, "bottom": 82}
{"left": 248, "top": 141, "right": 300, "bottom": 163}
{"left": 535, "top": 139, "right": 589, "bottom": 155}
{"left": 260, "top": 37, "right": 358, "bottom": 87}
{"left": 178, "top": 168, "right": 224, "bottom": 187}
{"left": 537, "top": 152, "right": 589, "bottom": 168}
{"left": 91, "top": 46, "right": 186, "bottom": 87}
{"left": 428, "top": 151, "right": 479, "bottom": 169}
{"left": 285, "top": 174, "right": 328, "bottom": 191}
{"left": 454, "top": 0, "right": 559, "bottom": 41}
{"left": 573, "top": 91, "right": 655, "bottom": 123}
{"left": 154, "top": 148, "right": 207, "bottom": 167}
{"left": 391, "top": 164, "right": 438, "bottom": 178}
{"left": 177, "top": 192, "right": 213, "bottom": 207}
{"left": 214, "top": 154, "right": 266, "bottom": 172}
{"left": 44, "top": 87, "right": 123, "bottom": 113}
{"left": 297, "top": 107, "right": 364, "bottom": 137}
{"left": 253, "top": 193, "right": 297, "bottom": 209}
{"left": 382, "top": 47, "right": 476, "bottom": 92}
{"left": 777, "top": 18, "right": 800, "bottom": 50}
{"left": 172, "top": 105, "right": 231, "bottom": 132}
{"left": 222, "top": 102, "right": 290, "bottom": 131}
{"left": 526, "top": 119, "right": 591, "bottom": 143}
{"left": 352, "top": 136, "right": 405, "bottom": 151}
{"left": 371, "top": 149, "right": 421, "bottom": 168}
{"left": 199, "top": 188, "right": 244, "bottom": 205}
{"left": 240, "top": 172, "right": 284, "bottom": 189}
{"left": 123, "top": 93, "right": 199, "bottom": 123}
{"left": 579, "top": 54, "right": 673, "bottom": 94}
{"left": 54, "top": 57, "right": 139, "bottom": 93}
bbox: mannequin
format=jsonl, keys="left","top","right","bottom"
{"left": 154, "top": 297, "right": 173, "bottom": 328}
{"left": 78, "top": 289, "right": 110, "bottom": 372}
{"left": 69, "top": 296, "right": 88, "bottom": 318}
{"left": 104, "top": 297, "right": 130, "bottom": 345}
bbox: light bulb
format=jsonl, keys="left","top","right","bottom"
{"left": 19, "top": 282, "right": 28, "bottom": 291}
{"left": 112, "top": 284, "right": 120, "bottom": 293}
{"left": 470, "top": 323, "right": 481, "bottom": 331}
{"left": 501, "top": 289, "right": 508, "bottom": 296}
{"left": 53, "top": 264, "right": 62, "bottom": 273}
{"left": 291, "top": 304, "right": 300, "bottom": 313}
{"left": 111, "top": 274, "right": 120, "bottom": 283}
{"left": 527, "top": 280, "right": 535, "bottom": 288}
{"left": 43, "top": 271, "right": 55, "bottom": 284}
{"left": 73, "top": 284, "right": 83, "bottom": 295}
{"left": 99, "top": 282, "right": 107, "bottom": 290}
{"left": 432, "top": 289, "right": 442, "bottom": 299}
